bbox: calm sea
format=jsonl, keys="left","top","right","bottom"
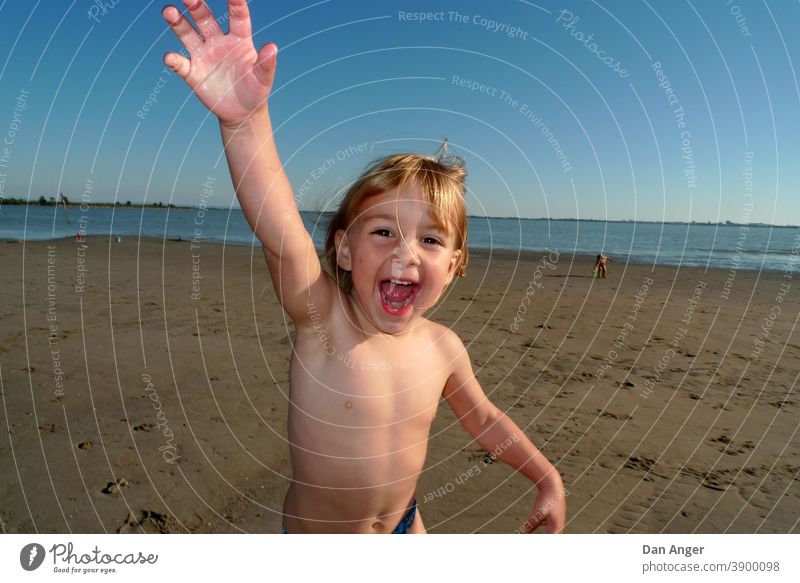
{"left": 1, "top": 205, "right": 797, "bottom": 272}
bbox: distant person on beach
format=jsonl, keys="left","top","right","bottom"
{"left": 162, "top": 0, "right": 564, "bottom": 534}
{"left": 593, "top": 253, "right": 613, "bottom": 278}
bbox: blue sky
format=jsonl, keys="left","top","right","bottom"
{"left": 0, "top": 0, "right": 798, "bottom": 224}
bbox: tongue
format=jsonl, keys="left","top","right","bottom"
{"left": 381, "top": 281, "right": 415, "bottom": 302}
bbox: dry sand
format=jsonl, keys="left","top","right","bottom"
{"left": 1, "top": 236, "right": 798, "bottom": 533}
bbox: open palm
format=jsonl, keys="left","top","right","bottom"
{"left": 162, "top": 0, "right": 276, "bottom": 126}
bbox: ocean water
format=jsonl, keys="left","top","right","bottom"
{"left": 1, "top": 204, "right": 797, "bottom": 273}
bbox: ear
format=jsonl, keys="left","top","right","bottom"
{"left": 334, "top": 229, "right": 352, "bottom": 271}
{"left": 444, "top": 249, "right": 462, "bottom": 286}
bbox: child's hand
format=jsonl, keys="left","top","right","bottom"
{"left": 523, "top": 480, "right": 566, "bottom": 534}
{"left": 162, "top": 0, "right": 276, "bottom": 127}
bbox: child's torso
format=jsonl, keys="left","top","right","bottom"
{"left": 282, "top": 299, "right": 451, "bottom": 532}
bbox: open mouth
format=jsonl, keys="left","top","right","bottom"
{"left": 379, "top": 279, "right": 420, "bottom": 316}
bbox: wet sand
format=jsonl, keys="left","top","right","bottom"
{"left": 1, "top": 236, "right": 797, "bottom": 533}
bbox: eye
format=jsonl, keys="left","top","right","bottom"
{"left": 372, "top": 228, "right": 392, "bottom": 237}
{"left": 422, "top": 236, "right": 442, "bottom": 246}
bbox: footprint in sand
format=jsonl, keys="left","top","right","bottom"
{"left": 117, "top": 510, "right": 172, "bottom": 534}
{"left": 101, "top": 478, "right": 130, "bottom": 495}
{"left": 465, "top": 448, "right": 496, "bottom": 464}
{"left": 711, "top": 435, "right": 756, "bottom": 455}
{"left": 606, "top": 498, "right": 658, "bottom": 533}
{"left": 598, "top": 410, "right": 633, "bottom": 421}
{"left": 623, "top": 456, "right": 657, "bottom": 476}
{"left": 680, "top": 466, "right": 731, "bottom": 491}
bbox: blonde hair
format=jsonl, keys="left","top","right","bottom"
{"left": 323, "top": 145, "right": 468, "bottom": 294}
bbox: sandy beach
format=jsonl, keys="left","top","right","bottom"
{"left": 1, "top": 236, "right": 797, "bottom": 533}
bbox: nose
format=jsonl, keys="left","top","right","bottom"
{"left": 392, "top": 234, "right": 420, "bottom": 266}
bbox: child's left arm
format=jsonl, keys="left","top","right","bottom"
{"left": 442, "top": 331, "right": 566, "bottom": 533}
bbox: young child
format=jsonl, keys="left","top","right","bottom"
{"left": 162, "top": 0, "right": 565, "bottom": 533}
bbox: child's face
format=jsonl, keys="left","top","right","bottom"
{"left": 335, "top": 184, "right": 462, "bottom": 335}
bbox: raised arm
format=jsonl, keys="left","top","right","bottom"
{"left": 441, "top": 330, "right": 566, "bottom": 533}
{"left": 162, "top": 0, "right": 335, "bottom": 326}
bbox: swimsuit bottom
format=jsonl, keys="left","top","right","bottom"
{"left": 281, "top": 498, "right": 417, "bottom": 534}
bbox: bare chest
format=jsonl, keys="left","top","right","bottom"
{"left": 289, "top": 327, "right": 448, "bottom": 428}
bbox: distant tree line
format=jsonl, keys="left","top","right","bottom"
{"left": 1, "top": 197, "right": 180, "bottom": 208}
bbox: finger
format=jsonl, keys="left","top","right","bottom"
{"left": 162, "top": 5, "right": 203, "bottom": 54}
{"left": 181, "top": 0, "right": 223, "bottom": 40}
{"left": 253, "top": 43, "right": 277, "bottom": 89}
{"left": 547, "top": 516, "right": 565, "bottom": 534}
{"left": 163, "top": 52, "right": 191, "bottom": 80}
{"left": 228, "top": 0, "right": 252, "bottom": 38}
{"left": 524, "top": 516, "right": 543, "bottom": 533}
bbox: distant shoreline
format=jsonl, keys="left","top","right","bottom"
{"left": 0, "top": 198, "right": 190, "bottom": 210}
{"left": 4, "top": 234, "right": 793, "bottom": 277}
{"left": 2, "top": 200, "right": 797, "bottom": 228}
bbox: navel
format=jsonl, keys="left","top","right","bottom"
{"left": 345, "top": 400, "right": 353, "bottom": 409}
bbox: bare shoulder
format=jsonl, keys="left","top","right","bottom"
{"left": 431, "top": 323, "right": 482, "bottom": 408}
{"left": 418, "top": 320, "right": 466, "bottom": 370}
